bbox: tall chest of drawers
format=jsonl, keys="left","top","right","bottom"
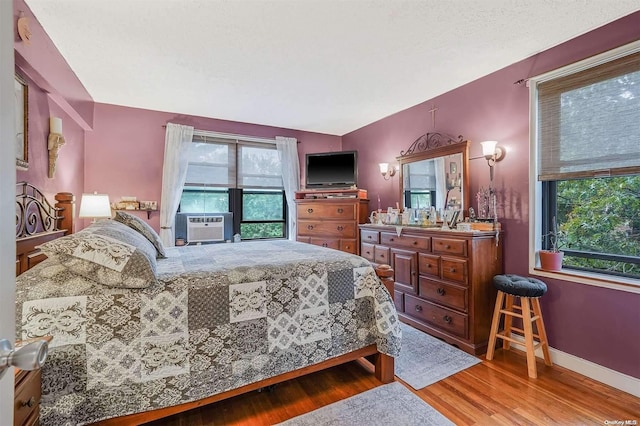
{"left": 295, "top": 189, "right": 369, "bottom": 255}
{"left": 360, "top": 224, "right": 503, "bottom": 355}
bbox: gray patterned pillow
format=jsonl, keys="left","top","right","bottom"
{"left": 38, "top": 220, "right": 158, "bottom": 288}
{"left": 113, "top": 211, "right": 166, "bottom": 258}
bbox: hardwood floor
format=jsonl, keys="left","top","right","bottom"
{"left": 145, "top": 349, "right": 640, "bottom": 425}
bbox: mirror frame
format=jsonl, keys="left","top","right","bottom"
{"left": 396, "top": 133, "right": 470, "bottom": 216}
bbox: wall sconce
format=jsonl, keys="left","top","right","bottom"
{"left": 480, "top": 140, "right": 506, "bottom": 182}
{"left": 48, "top": 117, "right": 65, "bottom": 179}
{"left": 379, "top": 163, "right": 397, "bottom": 180}
{"left": 79, "top": 192, "right": 112, "bottom": 223}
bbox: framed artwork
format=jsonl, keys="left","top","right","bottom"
{"left": 15, "top": 74, "right": 28, "bottom": 170}
{"left": 449, "top": 161, "right": 457, "bottom": 174}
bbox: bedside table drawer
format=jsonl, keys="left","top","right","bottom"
{"left": 15, "top": 369, "right": 41, "bottom": 426}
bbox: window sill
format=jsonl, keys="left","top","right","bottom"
{"left": 530, "top": 266, "right": 640, "bottom": 294}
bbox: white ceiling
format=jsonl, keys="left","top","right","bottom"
{"left": 25, "top": 0, "right": 639, "bottom": 135}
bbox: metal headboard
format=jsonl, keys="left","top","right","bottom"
{"left": 16, "top": 182, "right": 63, "bottom": 238}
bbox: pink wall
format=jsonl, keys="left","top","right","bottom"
{"left": 84, "top": 103, "right": 342, "bottom": 231}
{"left": 343, "top": 12, "right": 640, "bottom": 378}
{"left": 14, "top": 0, "right": 91, "bottom": 225}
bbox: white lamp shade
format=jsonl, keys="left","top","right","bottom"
{"left": 379, "top": 163, "right": 390, "bottom": 174}
{"left": 79, "top": 193, "right": 112, "bottom": 219}
{"left": 481, "top": 141, "right": 498, "bottom": 157}
{"left": 50, "top": 117, "right": 63, "bottom": 134}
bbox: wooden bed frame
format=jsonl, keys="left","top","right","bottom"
{"left": 15, "top": 183, "right": 395, "bottom": 426}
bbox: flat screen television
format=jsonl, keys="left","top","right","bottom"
{"left": 305, "top": 150, "right": 358, "bottom": 189}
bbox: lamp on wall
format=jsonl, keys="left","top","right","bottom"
{"left": 48, "top": 117, "right": 66, "bottom": 179}
{"left": 379, "top": 163, "right": 397, "bottom": 180}
{"left": 79, "top": 192, "right": 112, "bottom": 223}
{"left": 480, "top": 141, "right": 506, "bottom": 182}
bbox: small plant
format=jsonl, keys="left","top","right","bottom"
{"left": 540, "top": 216, "right": 565, "bottom": 270}
{"left": 543, "top": 216, "right": 563, "bottom": 253}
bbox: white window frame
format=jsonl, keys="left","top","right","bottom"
{"left": 528, "top": 40, "right": 640, "bottom": 294}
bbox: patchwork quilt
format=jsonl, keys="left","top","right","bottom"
{"left": 15, "top": 240, "right": 402, "bottom": 425}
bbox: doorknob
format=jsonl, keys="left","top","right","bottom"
{"left": 0, "top": 338, "right": 49, "bottom": 380}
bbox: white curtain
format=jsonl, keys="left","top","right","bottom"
{"left": 160, "top": 123, "right": 194, "bottom": 247}
{"left": 434, "top": 157, "right": 446, "bottom": 210}
{"left": 276, "top": 136, "right": 300, "bottom": 240}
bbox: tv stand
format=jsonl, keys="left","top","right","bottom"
{"left": 294, "top": 189, "right": 369, "bottom": 255}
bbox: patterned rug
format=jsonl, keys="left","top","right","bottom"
{"left": 276, "top": 381, "right": 453, "bottom": 426}
{"left": 396, "top": 322, "right": 481, "bottom": 389}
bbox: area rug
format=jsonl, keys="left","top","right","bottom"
{"left": 396, "top": 322, "right": 481, "bottom": 389}
{"left": 276, "top": 381, "right": 453, "bottom": 426}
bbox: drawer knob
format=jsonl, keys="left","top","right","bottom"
{"left": 307, "top": 208, "right": 313, "bottom": 213}
{"left": 337, "top": 226, "right": 344, "bottom": 231}
{"left": 445, "top": 244, "right": 451, "bottom": 249}
{"left": 437, "top": 287, "right": 445, "bottom": 296}
{"left": 390, "top": 238, "right": 395, "bottom": 242}
{"left": 449, "top": 268, "right": 456, "bottom": 273}
{"left": 21, "top": 396, "right": 36, "bottom": 408}
{"left": 322, "top": 243, "right": 328, "bottom": 247}
{"left": 307, "top": 225, "right": 314, "bottom": 230}
{"left": 337, "top": 208, "right": 344, "bottom": 213}
{"left": 443, "top": 315, "right": 452, "bottom": 324}
{"left": 412, "top": 241, "right": 418, "bottom": 245}
{"left": 365, "top": 251, "right": 371, "bottom": 255}
{"left": 367, "top": 235, "right": 373, "bottom": 239}
{"left": 415, "top": 305, "right": 423, "bottom": 312}
{"left": 345, "top": 245, "right": 351, "bottom": 249}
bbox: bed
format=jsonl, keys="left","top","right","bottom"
{"left": 15, "top": 183, "right": 401, "bottom": 426}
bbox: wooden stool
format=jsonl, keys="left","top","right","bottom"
{"left": 486, "top": 274, "right": 552, "bottom": 378}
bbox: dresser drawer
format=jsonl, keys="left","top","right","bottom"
{"left": 441, "top": 258, "right": 468, "bottom": 285}
{"left": 394, "top": 290, "right": 404, "bottom": 312}
{"left": 419, "top": 278, "right": 467, "bottom": 312}
{"left": 340, "top": 239, "right": 357, "bottom": 254}
{"left": 299, "top": 221, "right": 356, "bottom": 238}
{"left": 374, "top": 246, "right": 390, "bottom": 264}
{"left": 15, "top": 369, "right": 41, "bottom": 426}
{"left": 361, "top": 229, "right": 380, "bottom": 244}
{"left": 405, "top": 294, "right": 468, "bottom": 338}
{"left": 309, "top": 237, "right": 340, "bottom": 250}
{"left": 418, "top": 253, "right": 439, "bottom": 278}
{"left": 297, "top": 203, "right": 356, "bottom": 220}
{"left": 361, "top": 242, "right": 375, "bottom": 261}
{"left": 432, "top": 237, "right": 467, "bottom": 257}
{"left": 381, "top": 232, "right": 430, "bottom": 251}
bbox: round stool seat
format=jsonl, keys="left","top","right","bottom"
{"left": 493, "top": 274, "right": 547, "bottom": 298}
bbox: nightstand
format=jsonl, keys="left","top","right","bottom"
{"left": 14, "top": 368, "right": 41, "bottom": 426}
{"left": 13, "top": 336, "right": 51, "bottom": 426}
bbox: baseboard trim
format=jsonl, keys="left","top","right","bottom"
{"left": 508, "top": 335, "right": 640, "bottom": 397}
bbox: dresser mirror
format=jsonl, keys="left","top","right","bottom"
{"left": 397, "top": 133, "right": 470, "bottom": 217}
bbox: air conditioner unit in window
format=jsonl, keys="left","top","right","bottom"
{"left": 187, "top": 216, "right": 224, "bottom": 243}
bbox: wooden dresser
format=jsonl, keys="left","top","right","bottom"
{"left": 295, "top": 189, "right": 369, "bottom": 255}
{"left": 360, "top": 224, "right": 503, "bottom": 355}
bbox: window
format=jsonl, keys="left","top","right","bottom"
{"left": 531, "top": 42, "right": 640, "bottom": 282}
{"left": 180, "top": 134, "right": 286, "bottom": 240}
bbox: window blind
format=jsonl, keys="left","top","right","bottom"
{"left": 537, "top": 50, "right": 640, "bottom": 181}
{"left": 403, "top": 160, "right": 436, "bottom": 190}
{"left": 185, "top": 134, "right": 283, "bottom": 189}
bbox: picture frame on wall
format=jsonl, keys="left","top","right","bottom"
{"left": 15, "top": 73, "right": 28, "bottom": 170}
